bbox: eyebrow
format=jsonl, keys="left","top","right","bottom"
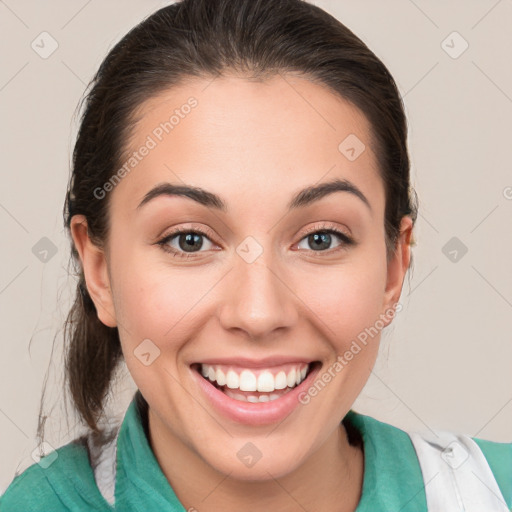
{"left": 136, "top": 177, "right": 371, "bottom": 213}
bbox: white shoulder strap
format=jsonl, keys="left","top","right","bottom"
{"left": 87, "top": 427, "right": 120, "bottom": 506}
{"left": 408, "top": 430, "right": 509, "bottom": 512}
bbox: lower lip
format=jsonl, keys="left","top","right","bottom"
{"left": 190, "top": 363, "right": 321, "bottom": 426}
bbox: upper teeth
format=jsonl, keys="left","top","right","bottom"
{"left": 200, "top": 363, "right": 309, "bottom": 392}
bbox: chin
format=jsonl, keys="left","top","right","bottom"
{"left": 198, "top": 437, "right": 307, "bottom": 482}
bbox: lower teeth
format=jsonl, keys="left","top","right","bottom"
{"left": 222, "top": 386, "right": 294, "bottom": 403}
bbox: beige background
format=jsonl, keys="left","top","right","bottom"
{"left": 1, "top": 0, "right": 511, "bottom": 493}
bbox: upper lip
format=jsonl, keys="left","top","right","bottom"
{"left": 192, "top": 356, "right": 318, "bottom": 369}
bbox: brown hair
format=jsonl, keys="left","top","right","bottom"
{"left": 38, "top": 0, "right": 418, "bottom": 455}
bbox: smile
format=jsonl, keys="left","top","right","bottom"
{"left": 190, "top": 360, "right": 322, "bottom": 425}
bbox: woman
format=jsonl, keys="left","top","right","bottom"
{"left": 1, "top": 0, "right": 510, "bottom": 510}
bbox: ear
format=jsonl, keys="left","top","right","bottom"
{"left": 70, "top": 215, "right": 117, "bottom": 328}
{"left": 381, "top": 215, "right": 414, "bottom": 323}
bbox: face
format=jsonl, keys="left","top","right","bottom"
{"left": 72, "top": 73, "right": 412, "bottom": 481}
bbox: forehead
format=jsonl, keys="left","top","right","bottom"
{"left": 110, "top": 73, "right": 384, "bottom": 220}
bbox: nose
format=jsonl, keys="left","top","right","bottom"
{"left": 218, "top": 250, "right": 298, "bottom": 341}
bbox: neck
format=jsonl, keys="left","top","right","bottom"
{"left": 147, "top": 408, "right": 364, "bottom": 512}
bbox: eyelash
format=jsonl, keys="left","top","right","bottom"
{"left": 156, "top": 222, "right": 355, "bottom": 260}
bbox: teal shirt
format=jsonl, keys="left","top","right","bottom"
{"left": 2, "top": 393, "right": 511, "bottom": 511}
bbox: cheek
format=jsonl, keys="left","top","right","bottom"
{"left": 112, "top": 268, "right": 197, "bottom": 399}
{"left": 295, "top": 253, "right": 387, "bottom": 352}
{"left": 114, "top": 270, "right": 195, "bottom": 342}
{"left": 108, "top": 232, "right": 203, "bottom": 340}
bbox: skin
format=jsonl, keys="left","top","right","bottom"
{"left": 71, "top": 72, "right": 413, "bottom": 512}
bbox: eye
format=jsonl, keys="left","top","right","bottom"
{"left": 156, "top": 227, "right": 216, "bottom": 259}
{"left": 296, "top": 223, "right": 355, "bottom": 254}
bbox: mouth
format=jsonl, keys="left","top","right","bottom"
{"left": 190, "top": 361, "right": 321, "bottom": 403}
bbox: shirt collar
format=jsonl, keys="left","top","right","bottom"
{"left": 346, "top": 410, "right": 427, "bottom": 511}
{"left": 114, "top": 391, "right": 185, "bottom": 511}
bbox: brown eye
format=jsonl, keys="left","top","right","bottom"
{"left": 157, "top": 227, "right": 216, "bottom": 258}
